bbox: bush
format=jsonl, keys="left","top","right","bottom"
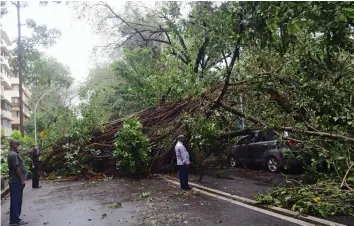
{"left": 113, "top": 118, "right": 151, "bottom": 175}
{"left": 0, "top": 150, "right": 9, "bottom": 180}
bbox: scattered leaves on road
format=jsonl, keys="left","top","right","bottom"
{"left": 107, "top": 202, "right": 122, "bottom": 208}
{"left": 101, "top": 213, "right": 108, "bottom": 219}
{"left": 140, "top": 192, "right": 150, "bottom": 199}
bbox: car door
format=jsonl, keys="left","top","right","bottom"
{"left": 232, "top": 136, "right": 252, "bottom": 164}
{"left": 249, "top": 131, "right": 268, "bottom": 165}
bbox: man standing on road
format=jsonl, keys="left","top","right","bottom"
{"left": 175, "top": 135, "right": 191, "bottom": 190}
{"left": 7, "top": 140, "right": 28, "bottom": 225}
{"left": 30, "top": 146, "right": 41, "bottom": 189}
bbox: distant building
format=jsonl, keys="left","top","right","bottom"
{"left": 1, "top": 26, "right": 31, "bottom": 137}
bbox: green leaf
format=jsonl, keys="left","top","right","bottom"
{"left": 346, "top": 10, "right": 354, "bottom": 18}
{"left": 335, "top": 13, "right": 347, "bottom": 22}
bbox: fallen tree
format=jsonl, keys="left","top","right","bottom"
{"left": 41, "top": 84, "right": 353, "bottom": 177}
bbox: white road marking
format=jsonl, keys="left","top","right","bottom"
{"left": 164, "top": 178, "right": 346, "bottom": 226}
{"left": 165, "top": 176, "right": 347, "bottom": 226}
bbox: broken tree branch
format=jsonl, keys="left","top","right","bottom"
{"left": 210, "top": 9, "right": 244, "bottom": 110}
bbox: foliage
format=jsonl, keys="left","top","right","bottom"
{"left": 0, "top": 150, "right": 9, "bottom": 180}
{"left": 110, "top": 48, "right": 204, "bottom": 116}
{"left": 10, "top": 22, "right": 62, "bottom": 88}
{"left": 0, "top": 131, "right": 35, "bottom": 179}
{"left": 78, "top": 64, "right": 121, "bottom": 121}
{"left": 113, "top": 118, "right": 151, "bottom": 175}
{"left": 8, "top": 130, "right": 35, "bottom": 151}
{"left": 140, "top": 192, "right": 151, "bottom": 200}
{"left": 182, "top": 113, "right": 224, "bottom": 166}
{"left": 256, "top": 181, "right": 354, "bottom": 217}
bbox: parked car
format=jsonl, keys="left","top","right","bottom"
{"left": 228, "top": 130, "right": 305, "bottom": 172}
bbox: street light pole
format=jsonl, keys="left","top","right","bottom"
{"left": 34, "top": 88, "right": 60, "bottom": 146}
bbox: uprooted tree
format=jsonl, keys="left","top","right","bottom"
{"left": 35, "top": 1, "right": 353, "bottom": 216}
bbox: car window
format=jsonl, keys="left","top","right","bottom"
{"left": 237, "top": 136, "right": 252, "bottom": 145}
{"left": 267, "top": 130, "right": 277, "bottom": 141}
{"left": 252, "top": 131, "right": 267, "bottom": 143}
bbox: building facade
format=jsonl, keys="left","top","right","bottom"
{"left": 1, "top": 26, "right": 31, "bottom": 137}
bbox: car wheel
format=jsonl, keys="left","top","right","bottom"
{"left": 229, "top": 156, "right": 237, "bottom": 168}
{"left": 267, "top": 156, "right": 279, "bottom": 173}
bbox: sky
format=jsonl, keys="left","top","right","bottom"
{"left": 0, "top": 1, "right": 132, "bottom": 87}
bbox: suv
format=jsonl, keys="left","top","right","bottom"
{"left": 228, "top": 130, "right": 303, "bottom": 172}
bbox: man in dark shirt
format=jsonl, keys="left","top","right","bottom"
{"left": 7, "top": 139, "right": 28, "bottom": 225}
{"left": 30, "top": 146, "right": 41, "bottom": 188}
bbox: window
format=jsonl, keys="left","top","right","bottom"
{"left": 1, "top": 101, "right": 11, "bottom": 111}
{"left": 11, "top": 97, "right": 19, "bottom": 104}
{"left": 252, "top": 131, "right": 267, "bottom": 143}
{"left": 237, "top": 136, "right": 253, "bottom": 145}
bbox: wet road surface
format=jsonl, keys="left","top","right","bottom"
{"left": 1, "top": 178, "right": 299, "bottom": 226}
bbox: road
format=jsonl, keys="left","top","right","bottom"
{"left": 1, "top": 178, "right": 300, "bottom": 226}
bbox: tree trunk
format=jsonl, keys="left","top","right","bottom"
{"left": 16, "top": 1, "right": 24, "bottom": 136}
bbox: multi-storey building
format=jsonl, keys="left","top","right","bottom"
{"left": 1, "top": 26, "right": 14, "bottom": 137}
{"left": 1, "top": 26, "right": 31, "bottom": 137}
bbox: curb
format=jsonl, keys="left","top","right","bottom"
{"left": 164, "top": 175, "right": 346, "bottom": 226}
{"left": 1, "top": 186, "right": 10, "bottom": 199}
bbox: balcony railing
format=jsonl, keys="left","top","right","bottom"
{"left": 1, "top": 72, "right": 12, "bottom": 89}
{"left": 1, "top": 90, "right": 11, "bottom": 103}
{"left": 0, "top": 56, "right": 10, "bottom": 68}
{"left": 1, "top": 109, "right": 12, "bottom": 119}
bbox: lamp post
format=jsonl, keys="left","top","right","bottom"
{"left": 34, "top": 88, "right": 60, "bottom": 146}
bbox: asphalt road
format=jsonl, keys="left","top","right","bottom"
{"left": 1, "top": 178, "right": 299, "bottom": 226}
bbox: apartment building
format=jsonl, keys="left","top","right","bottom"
{"left": 1, "top": 26, "right": 31, "bottom": 137}
{"left": 1, "top": 27, "right": 14, "bottom": 137}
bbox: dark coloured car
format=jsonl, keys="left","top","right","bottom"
{"left": 228, "top": 130, "right": 304, "bottom": 172}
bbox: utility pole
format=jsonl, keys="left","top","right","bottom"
{"left": 15, "top": 1, "right": 24, "bottom": 136}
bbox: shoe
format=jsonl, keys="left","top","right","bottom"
{"left": 33, "top": 186, "right": 42, "bottom": 188}
{"left": 12, "top": 220, "right": 28, "bottom": 225}
{"left": 182, "top": 187, "right": 192, "bottom": 191}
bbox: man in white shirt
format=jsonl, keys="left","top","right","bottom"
{"left": 175, "top": 135, "right": 191, "bottom": 190}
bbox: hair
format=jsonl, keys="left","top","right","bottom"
{"left": 177, "top": 135, "right": 185, "bottom": 141}
{"left": 9, "top": 139, "right": 20, "bottom": 148}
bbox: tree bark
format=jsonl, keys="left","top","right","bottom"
{"left": 16, "top": 1, "right": 24, "bottom": 136}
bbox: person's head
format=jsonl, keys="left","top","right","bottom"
{"left": 177, "top": 134, "right": 186, "bottom": 143}
{"left": 9, "top": 139, "right": 21, "bottom": 152}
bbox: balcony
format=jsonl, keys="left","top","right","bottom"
{"left": 1, "top": 39, "right": 13, "bottom": 58}
{"left": 24, "top": 109, "right": 31, "bottom": 118}
{"left": 10, "top": 77, "right": 30, "bottom": 95}
{"left": 1, "top": 126, "right": 12, "bottom": 137}
{"left": 0, "top": 56, "right": 10, "bottom": 71}
{"left": 1, "top": 86, "right": 11, "bottom": 103}
{"left": 1, "top": 72, "right": 12, "bottom": 90}
{"left": 1, "top": 109, "right": 12, "bottom": 119}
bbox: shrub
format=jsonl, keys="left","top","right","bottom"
{"left": 113, "top": 118, "right": 151, "bottom": 175}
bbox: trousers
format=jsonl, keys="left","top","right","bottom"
{"left": 9, "top": 183, "right": 24, "bottom": 224}
{"left": 178, "top": 165, "right": 189, "bottom": 189}
{"left": 32, "top": 166, "right": 39, "bottom": 188}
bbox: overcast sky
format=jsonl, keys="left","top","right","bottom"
{"left": 1, "top": 1, "right": 140, "bottom": 87}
